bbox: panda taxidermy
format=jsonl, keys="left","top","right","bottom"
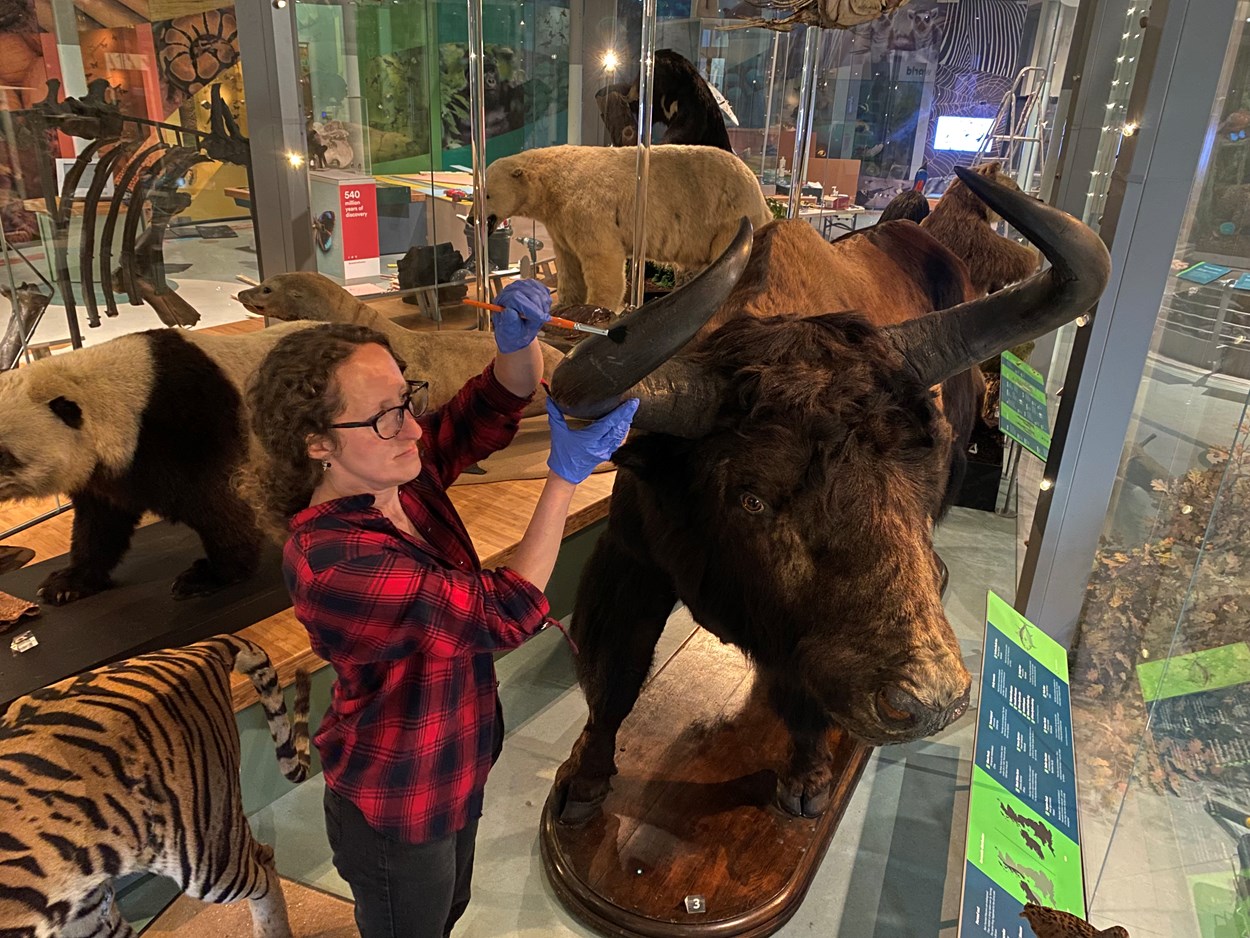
{"left": 0, "top": 323, "right": 313, "bottom": 605}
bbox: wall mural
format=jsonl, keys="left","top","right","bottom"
{"left": 840, "top": 0, "right": 1026, "bottom": 205}
{"left": 439, "top": 42, "right": 526, "bottom": 149}
{"left": 155, "top": 9, "right": 240, "bottom": 113}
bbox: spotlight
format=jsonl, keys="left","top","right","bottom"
{"left": 1122, "top": 121, "right": 1139, "bottom": 137}
{"left": 286, "top": 151, "right": 304, "bottom": 168}
{"left": 273, "top": 0, "right": 287, "bottom": 8}
{"left": 1039, "top": 478, "right": 1054, "bottom": 492}
{"left": 602, "top": 50, "right": 619, "bottom": 71}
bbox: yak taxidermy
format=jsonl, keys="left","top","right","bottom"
{"left": 544, "top": 167, "right": 1110, "bottom": 821}
{"left": 922, "top": 162, "right": 1040, "bottom": 295}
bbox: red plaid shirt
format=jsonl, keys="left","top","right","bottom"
{"left": 283, "top": 363, "right": 551, "bottom": 844}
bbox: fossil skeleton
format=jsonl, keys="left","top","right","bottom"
{"left": 3, "top": 80, "right": 254, "bottom": 365}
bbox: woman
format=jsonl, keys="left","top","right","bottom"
{"left": 246, "top": 279, "right": 637, "bottom": 938}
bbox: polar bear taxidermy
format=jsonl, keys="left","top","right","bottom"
{"left": 482, "top": 144, "right": 771, "bottom": 311}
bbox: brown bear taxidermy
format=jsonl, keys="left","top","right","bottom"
{"left": 922, "top": 161, "right": 1041, "bottom": 295}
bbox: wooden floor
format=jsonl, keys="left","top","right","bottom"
{"left": 144, "top": 877, "right": 356, "bottom": 937}
{"left": 0, "top": 316, "right": 613, "bottom": 712}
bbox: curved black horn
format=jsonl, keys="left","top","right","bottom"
{"left": 625, "top": 358, "right": 729, "bottom": 438}
{"left": 883, "top": 166, "right": 1111, "bottom": 387}
{"left": 549, "top": 216, "right": 754, "bottom": 420}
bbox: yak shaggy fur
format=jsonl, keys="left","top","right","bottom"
{"left": 482, "top": 144, "right": 772, "bottom": 311}
{"left": 921, "top": 162, "right": 1039, "bottom": 295}
{"left": 700, "top": 218, "right": 982, "bottom": 507}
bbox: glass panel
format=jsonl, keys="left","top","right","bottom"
{"left": 294, "top": 0, "right": 653, "bottom": 322}
{"left": 0, "top": 0, "right": 257, "bottom": 541}
{"left": 1068, "top": 7, "right": 1250, "bottom": 935}
{"left": 1043, "top": 0, "right": 1154, "bottom": 458}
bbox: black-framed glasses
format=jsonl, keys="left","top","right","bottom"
{"left": 330, "top": 380, "right": 429, "bottom": 440}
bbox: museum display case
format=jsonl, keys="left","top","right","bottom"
{"left": 1, "top": 2, "right": 1188, "bottom": 935}
{"left": 1066, "top": 8, "right": 1250, "bottom": 935}
{"left": 0, "top": 0, "right": 259, "bottom": 356}
{"left": 0, "top": 0, "right": 262, "bottom": 547}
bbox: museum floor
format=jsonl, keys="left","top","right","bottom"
{"left": 236, "top": 506, "right": 1017, "bottom": 938}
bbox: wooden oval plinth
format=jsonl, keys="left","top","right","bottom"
{"left": 540, "top": 628, "right": 871, "bottom": 938}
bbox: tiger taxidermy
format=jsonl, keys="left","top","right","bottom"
{"left": 0, "top": 635, "right": 311, "bottom": 937}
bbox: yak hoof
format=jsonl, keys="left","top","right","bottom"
{"left": 776, "top": 770, "right": 834, "bottom": 819}
{"left": 554, "top": 775, "right": 611, "bottom": 827}
{"left": 37, "top": 567, "right": 111, "bottom": 606}
{"left": 171, "top": 558, "right": 247, "bottom": 600}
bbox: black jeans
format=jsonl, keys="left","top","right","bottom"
{"left": 323, "top": 785, "right": 479, "bottom": 938}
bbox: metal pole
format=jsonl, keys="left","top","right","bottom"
{"left": 787, "top": 26, "right": 819, "bottom": 219}
{"left": 629, "top": 0, "right": 658, "bottom": 311}
{"left": 568, "top": 1, "right": 584, "bottom": 145}
{"left": 468, "top": 0, "right": 491, "bottom": 321}
{"left": 236, "top": 0, "right": 314, "bottom": 276}
{"left": 760, "top": 30, "right": 781, "bottom": 177}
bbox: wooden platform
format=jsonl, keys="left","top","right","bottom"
{"left": 0, "top": 471, "right": 613, "bottom": 712}
{"left": 0, "top": 309, "right": 615, "bottom": 711}
{"left": 540, "top": 628, "right": 871, "bottom": 938}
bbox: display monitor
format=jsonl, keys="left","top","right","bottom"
{"left": 933, "top": 115, "right": 994, "bottom": 152}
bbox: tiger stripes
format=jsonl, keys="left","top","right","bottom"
{"left": 0, "top": 635, "right": 310, "bottom": 938}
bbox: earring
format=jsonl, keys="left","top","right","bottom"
{"left": 321, "top": 460, "right": 331, "bottom": 472}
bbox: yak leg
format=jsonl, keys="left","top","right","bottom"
{"left": 554, "top": 531, "right": 677, "bottom": 825}
{"left": 765, "top": 671, "right": 836, "bottom": 819}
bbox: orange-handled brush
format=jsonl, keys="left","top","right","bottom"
{"left": 464, "top": 298, "right": 627, "bottom": 344}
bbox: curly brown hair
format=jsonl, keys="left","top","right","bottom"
{"left": 243, "top": 323, "right": 407, "bottom": 536}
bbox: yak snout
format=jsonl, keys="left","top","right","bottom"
{"left": 875, "top": 665, "right": 970, "bottom": 745}
{"left": 874, "top": 679, "right": 970, "bottom": 736}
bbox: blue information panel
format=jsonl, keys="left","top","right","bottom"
{"left": 960, "top": 593, "right": 1085, "bottom": 938}
{"left": 1177, "top": 262, "right": 1233, "bottom": 284}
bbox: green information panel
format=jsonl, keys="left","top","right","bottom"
{"left": 999, "top": 351, "right": 1051, "bottom": 462}
{"left": 1137, "top": 643, "right": 1250, "bottom": 702}
{"left": 960, "top": 592, "right": 1084, "bottom": 937}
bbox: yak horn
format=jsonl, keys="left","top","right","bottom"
{"left": 548, "top": 216, "right": 754, "bottom": 420}
{"left": 625, "top": 357, "right": 729, "bottom": 438}
{"left": 883, "top": 166, "right": 1111, "bottom": 388}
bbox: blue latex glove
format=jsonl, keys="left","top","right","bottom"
{"left": 492, "top": 279, "right": 552, "bottom": 353}
{"left": 546, "top": 396, "right": 640, "bottom": 484}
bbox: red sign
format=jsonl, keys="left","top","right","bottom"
{"left": 340, "top": 183, "right": 379, "bottom": 263}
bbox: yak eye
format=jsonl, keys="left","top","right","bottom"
{"left": 741, "top": 493, "right": 765, "bottom": 514}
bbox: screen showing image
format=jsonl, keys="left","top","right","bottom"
{"left": 933, "top": 116, "right": 994, "bottom": 152}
